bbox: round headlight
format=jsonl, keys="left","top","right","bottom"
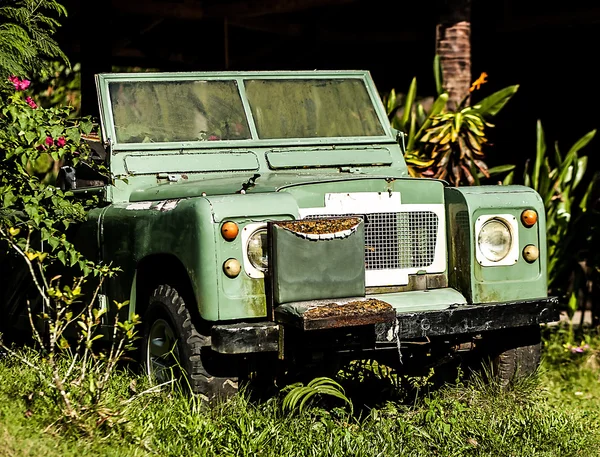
{"left": 478, "top": 218, "right": 512, "bottom": 262}
{"left": 247, "top": 229, "right": 268, "bottom": 272}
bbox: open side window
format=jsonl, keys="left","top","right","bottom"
{"left": 58, "top": 134, "right": 110, "bottom": 191}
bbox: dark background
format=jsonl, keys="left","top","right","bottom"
{"left": 55, "top": 0, "right": 600, "bottom": 177}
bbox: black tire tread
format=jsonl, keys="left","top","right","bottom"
{"left": 144, "top": 284, "right": 238, "bottom": 399}
{"left": 491, "top": 326, "right": 542, "bottom": 388}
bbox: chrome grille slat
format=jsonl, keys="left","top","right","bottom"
{"left": 306, "top": 211, "right": 438, "bottom": 270}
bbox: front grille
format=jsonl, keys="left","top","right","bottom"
{"left": 306, "top": 211, "right": 439, "bottom": 270}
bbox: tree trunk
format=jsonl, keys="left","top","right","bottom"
{"left": 436, "top": 0, "right": 472, "bottom": 111}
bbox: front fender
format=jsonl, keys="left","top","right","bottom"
{"left": 445, "top": 185, "right": 547, "bottom": 304}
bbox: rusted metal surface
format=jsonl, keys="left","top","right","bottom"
{"left": 211, "top": 322, "right": 279, "bottom": 354}
{"left": 269, "top": 218, "right": 365, "bottom": 304}
{"left": 365, "top": 273, "right": 448, "bottom": 294}
{"left": 374, "top": 296, "right": 560, "bottom": 341}
{"left": 274, "top": 217, "right": 361, "bottom": 235}
{"left": 275, "top": 297, "right": 395, "bottom": 331}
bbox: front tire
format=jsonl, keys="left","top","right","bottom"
{"left": 141, "top": 284, "right": 239, "bottom": 400}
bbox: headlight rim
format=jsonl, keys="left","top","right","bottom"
{"left": 241, "top": 222, "right": 269, "bottom": 278}
{"left": 246, "top": 228, "right": 268, "bottom": 272}
{"left": 474, "top": 214, "right": 519, "bottom": 267}
{"left": 478, "top": 218, "right": 512, "bottom": 262}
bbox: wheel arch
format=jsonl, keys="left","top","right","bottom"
{"left": 132, "top": 253, "right": 199, "bottom": 324}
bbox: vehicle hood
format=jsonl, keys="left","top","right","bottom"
{"left": 128, "top": 172, "right": 412, "bottom": 202}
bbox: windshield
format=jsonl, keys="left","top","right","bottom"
{"left": 245, "top": 79, "right": 385, "bottom": 139}
{"left": 109, "top": 80, "right": 251, "bottom": 143}
{"left": 105, "top": 75, "right": 387, "bottom": 145}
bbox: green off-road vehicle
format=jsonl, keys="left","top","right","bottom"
{"left": 1, "top": 71, "right": 559, "bottom": 398}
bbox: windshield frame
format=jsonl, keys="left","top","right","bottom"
{"left": 96, "top": 70, "right": 394, "bottom": 152}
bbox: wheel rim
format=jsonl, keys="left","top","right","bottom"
{"left": 146, "top": 318, "right": 181, "bottom": 384}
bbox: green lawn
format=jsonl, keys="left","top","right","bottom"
{"left": 1, "top": 324, "right": 599, "bottom": 457}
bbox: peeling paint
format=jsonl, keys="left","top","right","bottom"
{"left": 154, "top": 199, "right": 180, "bottom": 212}
{"left": 126, "top": 201, "right": 152, "bottom": 210}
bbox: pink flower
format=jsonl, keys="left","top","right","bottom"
{"left": 208, "top": 135, "right": 219, "bottom": 141}
{"left": 25, "top": 96, "right": 37, "bottom": 109}
{"left": 56, "top": 137, "right": 66, "bottom": 147}
{"left": 8, "top": 75, "right": 30, "bottom": 91}
{"left": 45, "top": 136, "right": 54, "bottom": 146}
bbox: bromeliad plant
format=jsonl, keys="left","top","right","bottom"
{"left": 383, "top": 56, "right": 518, "bottom": 186}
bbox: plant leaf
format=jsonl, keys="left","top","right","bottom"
{"left": 472, "top": 85, "right": 519, "bottom": 117}
{"left": 533, "top": 120, "right": 546, "bottom": 191}
{"left": 400, "top": 77, "right": 417, "bottom": 132}
{"left": 412, "top": 93, "right": 448, "bottom": 146}
{"left": 434, "top": 54, "right": 443, "bottom": 96}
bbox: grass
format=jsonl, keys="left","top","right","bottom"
{"left": 1, "top": 324, "right": 599, "bottom": 457}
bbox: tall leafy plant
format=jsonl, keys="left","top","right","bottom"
{"left": 0, "top": 0, "right": 68, "bottom": 90}
{"left": 383, "top": 56, "right": 518, "bottom": 186}
{"left": 520, "top": 120, "right": 598, "bottom": 314}
{"left": 0, "top": 76, "right": 143, "bottom": 433}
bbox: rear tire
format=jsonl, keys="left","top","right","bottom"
{"left": 141, "top": 284, "right": 239, "bottom": 400}
{"left": 486, "top": 325, "right": 542, "bottom": 388}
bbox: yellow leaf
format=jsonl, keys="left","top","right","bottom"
{"left": 25, "top": 251, "right": 38, "bottom": 261}
{"left": 8, "top": 227, "right": 20, "bottom": 237}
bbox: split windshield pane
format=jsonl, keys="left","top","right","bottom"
{"left": 244, "top": 79, "right": 386, "bottom": 139}
{"left": 108, "top": 80, "right": 251, "bottom": 144}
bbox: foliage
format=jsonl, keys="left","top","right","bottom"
{"left": 32, "top": 60, "right": 81, "bottom": 115}
{"left": 0, "top": 78, "right": 141, "bottom": 433}
{"left": 281, "top": 376, "right": 353, "bottom": 415}
{"left": 0, "top": 0, "right": 69, "bottom": 90}
{"left": 512, "top": 120, "right": 598, "bottom": 314}
{"left": 383, "top": 56, "right": 518, "bottom": 186}
{"left": 2, "top": 327, "right": 600, "bottom": 455}
{"left": 0, "top": 78, "right": 104, "bottom": 270}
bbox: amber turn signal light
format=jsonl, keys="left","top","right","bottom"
{"left": 521, "top": 209, "right": 537, "bottom": 227}
{"left": 221, "top": 221, "right": 239, "bottom": 241}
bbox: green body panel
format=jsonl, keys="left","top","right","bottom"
{"left": 93, "top": 193, "right": 302, "bottom": 322}
{"left": 124, "top": 152, "right": 260, "bottom": 174}
{"left": 271, "top": 220, "right": 365, "bottom": 304}
{"left": 111, "top": 144, "right": 408, "bottom": 204}
{"left": 265, "top": 147, "right": 392, "bottom": 169}
{"left": 94, "top": 198, "right": 219, "bottom": 320}
{"left": 282, "top": 176, "right": 445, "bottom": 208}
{"left": 445, "top": 185, "right": 547, "bottom": 304}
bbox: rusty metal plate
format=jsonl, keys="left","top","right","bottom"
{"left": 269, "top": 217, "right": 365, "bottom": 305}
{"left": 275, "top": 297, "right": 395, "bottom": 331}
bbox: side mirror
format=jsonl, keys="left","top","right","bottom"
{"left": 391, "top": 128, "right": 406, "bottom": 149}
{"left": 59, "top": 166, "right": 77, "bottom": 190}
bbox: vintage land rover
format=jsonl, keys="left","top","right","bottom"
{"left": 2, "top": 70, "right": 560, "bottom": 398}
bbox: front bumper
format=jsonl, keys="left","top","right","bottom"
{"left": 376, "top": 296, "right": 560, "bottom": 341}
{"left": 211, "top": 296, "right": 560, "bottom": 354}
